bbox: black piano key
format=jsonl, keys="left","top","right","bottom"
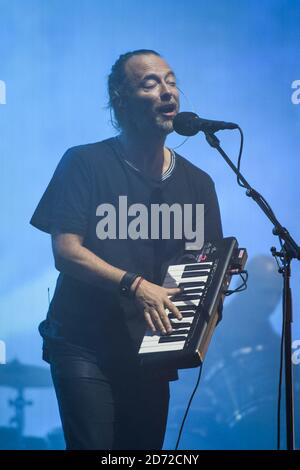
{"left": 182, "top": 271, "right": 208, "bottom": 278}
{"left": 168, "top": 312, "right": 195, "bottom": 319}
{"left": 169, "top": 329, "right": 190, "bottom": 335}
{"left": 170, "top": 322, "right": 192, "bottom": 329}
{"left": 184, "top": 265, "right": 211, "bottom": 272}
{"left": 174, "top": 305, "right": 197, "bottom": 312}
{"left": 178, "top": 281, "right": 206, "bottom": 288}
{"left": 159, "top": 336, "right": 187, "bottom": 343}
{"left": 171, "top": 294, "right": 201, "bottom": 301}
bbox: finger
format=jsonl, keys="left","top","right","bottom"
{"left": 166, "top": 286, "right": 183, "bottom": 295}
{"left": 149, "top": 308, "right": 167, "bottom": 335}
{"left": 165, "top": 298, "right": 183, "bottom": 320}
{"left": 156, "top": 304, "right": 173, "bottom": 334}
{"left": 144, "top": 311, "right": 157, "bottom": 334}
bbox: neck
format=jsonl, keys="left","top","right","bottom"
{"left": 118, "top": 128, "right": 170, "bottom": 178}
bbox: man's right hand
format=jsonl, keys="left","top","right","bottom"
{"left": 132, "top": 278, "right": 183, "bottom": 335}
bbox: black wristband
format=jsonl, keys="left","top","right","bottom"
{"left": 119, "top": 272, "right": 140, "bottom": 298}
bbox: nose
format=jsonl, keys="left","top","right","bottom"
{"left": 160, "top": 81, "right": 174, "bottom": 101}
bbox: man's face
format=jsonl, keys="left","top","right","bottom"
{"left": 122, "top": 54, "right": 180, "bottom": 135}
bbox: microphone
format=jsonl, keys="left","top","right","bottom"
{"left": 173, "top": 111, "right": 238, "bottom": 136}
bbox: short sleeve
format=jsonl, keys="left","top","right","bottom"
{"left": 30, "top": 147, "right": 91, "bottom": 236}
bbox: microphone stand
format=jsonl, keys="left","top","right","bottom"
{"left": 205, "top": 131, "right": 300, "bottom": 450}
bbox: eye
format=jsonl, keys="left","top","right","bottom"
{"left": 142, "top": 80, "right": 157, "bottom": 89}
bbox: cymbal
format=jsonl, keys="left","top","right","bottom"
{"left": 0, "top": 359, "right": 52, "bottom": 389}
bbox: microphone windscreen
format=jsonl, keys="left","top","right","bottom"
{"left": 173, "top": 112, "right": 200, "bottom": 136}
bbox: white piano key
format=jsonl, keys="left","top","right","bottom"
{"left": 139, "top": 342, "right": 186, "bottom": 353}
{"left": 166, "top": 265, "right": 210, "bottom": 272}
{"left": 142, "top": 333, "right": 167, "bottom": 343}
{"left": 169, "top": 292, "right": 202, "bottom": 297}
{"left": 164, "top": 276, "right": 208, "bottom": 286}
{"left": 165, "top": 269, "right": 209, "bottom": 278}
{"left": 164, "top": 285, "right": 204, "bottom": 292}
{"left": 139, "top": 335, "right": 187, "bottom": 345}
{"left": 178, "top": 286, "right": 205, "bottom": 294}
{"left": 172, "top": 299, "right": 200, "bottom": 307}
{"left": 169, "top": 317, "right": 194, "bottom": 324}
{"left": 165, "top": 270, "right": 206, "bottom": 276}
{"left": 166, "top": 274, "right": 208, "bottom": 279}
{"left": 167, "top": 262, "right": 213, "bottom": 271}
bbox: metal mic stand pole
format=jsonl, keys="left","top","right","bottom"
{"left": 205, "top": 131, "right": 300, "bottom": 450}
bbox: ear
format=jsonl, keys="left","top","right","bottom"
{"left": 118, "top": 97, "right": 127, "bottom": 110}
{"left": 113, "top": 90, "right": 124, "bottom": 110}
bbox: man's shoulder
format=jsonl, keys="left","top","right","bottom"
{"left": 175, "top": 151, "right": 215, "bottom": 186}
{"left": 65, "top": 137, "right": 116, "bottom": 162}
{"left": 58, "top": 137, "right": 117, "bottom": 172}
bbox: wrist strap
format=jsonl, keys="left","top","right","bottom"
{"left": 119, "top": 272, "right": 139, "bottom": 298}
{"left": 133, "top": 276, "right": 144, "bottom": 296}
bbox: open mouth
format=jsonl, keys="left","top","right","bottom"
{"left": 157, "top": 103, "right": 177, "bottom": 116}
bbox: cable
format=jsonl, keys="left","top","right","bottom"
{"left": 277, "top": 256, "right": 286, "bottom": 450}
{"left": 172, "top": 136, "right": 189, "bottom": 150}
{"left": 225, "top": 125, "right": 282, "bottom": 233}
{"left": 236, "top": 127, "right": 245, "bottom": 187}
{"left": 171, "top": 87, "right": 194, "bottom": 150}
{"left": 224, "top": 270, "right": 248, "bottom": 296}
{"left": 234, "top": 127, "right": 280, "bottom": 225}
{"left": 174, "top": 364, "right": 203, "bottom": 450}
{"left": 174, "top": 269, "right": 247, "bottom": 449}
{"left": 236, "top": 127, "right": 280, "bottom": 227}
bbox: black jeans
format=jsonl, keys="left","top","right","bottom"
{"left": 49, "top": 343, "right": 170, "bottom": 450}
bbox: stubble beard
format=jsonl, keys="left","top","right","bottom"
{"left": 124, "top": 108, "right": 175, "bottom": 138}
{"left": 153, "top": 114, "right": 174, "bottom": 136}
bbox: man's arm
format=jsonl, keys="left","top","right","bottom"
{"left": 52, "top": 232, "right": 126, "bottom": 290}
{"left": 52, "top": 233, "right": 183, "bottom": 334}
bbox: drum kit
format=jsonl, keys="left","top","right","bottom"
{"left": 0, "top": 359, "right": 65, "bottom": 450}
{"left": 168, "top": 342, "right": 300, "bottom": 450}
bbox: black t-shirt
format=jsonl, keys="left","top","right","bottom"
{"left": 30, "top": 137, "right": 223, "bottom": 381}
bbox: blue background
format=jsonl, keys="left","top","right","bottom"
{"left": 0, "top": 0, "right": 299, "bottom": 449}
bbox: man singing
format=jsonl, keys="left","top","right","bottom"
{"left": 30, "top": 49, "right": 223, "bottom": 450}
